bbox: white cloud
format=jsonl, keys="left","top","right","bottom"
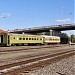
{"left": 56, "top": 18, "right": 71, "bottom": 22}
{"left": 0, "top": 13, "right": 11, "bottom": 18}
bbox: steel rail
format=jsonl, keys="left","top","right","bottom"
{"left": 0, "top": 44, "right": 66, "bottom": 53}
{"left": 0, "top": 49, "right": 75, "bottom": 75}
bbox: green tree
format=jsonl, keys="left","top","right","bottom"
{"left": 70, "top": 34, "right": 75, "bottom": 43}
{"left": 61, "top": 33, "right": 69, "bottom": 38}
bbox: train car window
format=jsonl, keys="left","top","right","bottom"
{"left": 29, "top": 38, "right": 31, "bottom": 40}
{"left": 55, "top": 39, "right": 57, "bottom": 41}
{"left": 52, "top": 39, "right": 54, "bottom": 40}
{"left": 13, "top": 37, "right": 15, "bottom": 39}
{"left": 49, "top": 38, "right": 51, "bottom": 40}
{"left": 19, "top": 38, "right": 22, "bottom": 40}
{"left": 49, "top": 38, "right": 52, "bottom": 40}
{"left": 32, "top": 38, "right": 33, "bottom": 40}
{"left": 40, "top": 38, "right": 42, "bottom": 40}
{"left": 34, "top": 38, "right": 36, "bottom": 40}
{"left": 23, "top": 38, "right": 25, "bottom": 40}
{"left": 26, "top": 38, "right": 28, "bottom": 40}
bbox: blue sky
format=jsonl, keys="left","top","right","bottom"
{"left": 0, "top": 0, "right": 74, "bottom": 35}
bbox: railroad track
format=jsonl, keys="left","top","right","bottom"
{"left": 0, "top": 44, "right": 68, "bottom": 52}
{"left": 0, "top": 49, "right": 75, "bottom": 75}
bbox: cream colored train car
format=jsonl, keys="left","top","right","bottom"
{"left": 42, "top": 35, "right": 60, "bottom": 44}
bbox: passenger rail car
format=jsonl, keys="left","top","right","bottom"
{"left": 42, "top": 35, "right": 60, "bottom": 44}
{"left": 0, "top": 33, "right": 43, "bottom": 46}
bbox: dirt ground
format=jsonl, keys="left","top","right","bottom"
{"left": 0, "top": 45, "right": 75, "bottom": 64}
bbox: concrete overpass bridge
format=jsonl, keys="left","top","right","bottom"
{"left": 10, "top": 24, "right": 75, "bottom": 36}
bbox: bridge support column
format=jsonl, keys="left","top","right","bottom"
{"left": 49, "top": 29, "right": 61, "bottom": 36}
{"left": 49, "top": 29, "right": 53, "bottom": 36}
{"left": 22, "top": 32, "right": 25, "bottom": 34}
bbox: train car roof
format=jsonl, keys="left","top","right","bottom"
{"left": 9, "top": 33, "right": 41, "bottom": 36}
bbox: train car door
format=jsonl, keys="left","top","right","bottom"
{"left": 1, "top": 35, "right": 3, "bottom": 43}
{"left": 8, "top": 35, "right": 10, "bottom": 45}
